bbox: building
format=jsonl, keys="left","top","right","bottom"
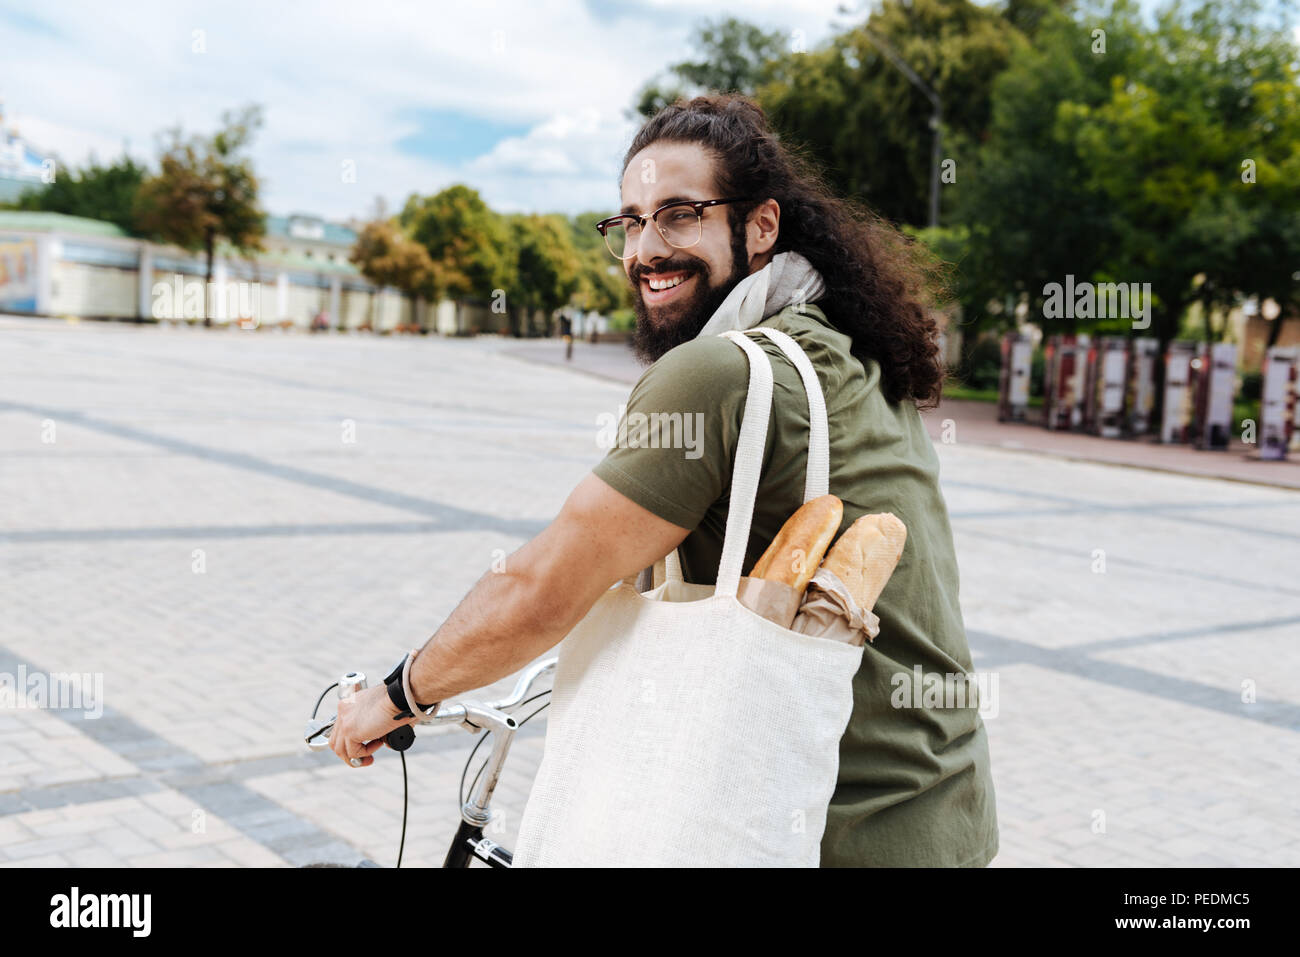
{"left": 0, "top": 208, "right": 545, "bottom": 335}
{"left": 0, "top": 101, "right": 54, "bottom": 204}
{"left": 0, "top": 210, "right": 409, "bottom": 329}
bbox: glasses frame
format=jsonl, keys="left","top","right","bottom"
{"left": 595, "top": 196, "right": 752, "bottom": 260}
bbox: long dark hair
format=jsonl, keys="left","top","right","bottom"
{"left": 624, "top": 94, "right": 948, "bottom": 409}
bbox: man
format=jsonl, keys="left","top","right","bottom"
{"left": 332, "top": 94, "right": 998, "bottom": 867}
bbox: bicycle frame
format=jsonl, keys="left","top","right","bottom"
{"left": 306, "top": 655, "right": 556, "bottom": 868}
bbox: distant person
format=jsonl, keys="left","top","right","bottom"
{"left": 330, "top": 94, "right": 997, "bottom": 867}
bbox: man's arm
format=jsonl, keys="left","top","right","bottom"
{"left": 405, "top": 472, "right": 690, "bottom": 707}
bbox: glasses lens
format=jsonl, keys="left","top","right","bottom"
{"left": 657, "top": 206, "right": 702, "bottom": 248}
{"left": 603, "top": 220, "right": 634, "bottom": 259}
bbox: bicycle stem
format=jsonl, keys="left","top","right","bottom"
{"left": 457, "top": 703, "right": 519, "bottom": 827}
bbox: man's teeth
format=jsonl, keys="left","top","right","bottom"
{"left": 648, "top": 274, "right": 687, "bottom": 291}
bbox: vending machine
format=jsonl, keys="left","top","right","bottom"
{"left": 1042, "top": 334, "right": 1087, "bottom": 431}
{"left": 1083, "top": 337, "right": 1129, "bottom": 438}
{"left": 1160, "top": 341, "right": 1197, "bottom": 443}
{"left": 1192, "top": 342, "right": 1238, "bottom": 450}
{"left": 1259, "top": 346, "right": 1298, "bottom": 461}
{"left": 1125, "top": 338, "right": 1159, "bottom": 436}
{"left": 998, "top": 332, "right": 1034, "bottom": 422}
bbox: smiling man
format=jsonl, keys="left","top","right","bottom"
{"left": 331, "top": 94, "right": 998, "bottom": 868}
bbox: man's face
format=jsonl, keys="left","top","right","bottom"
{"left": 619, "top": 141, "right": 749, "bottom": 365}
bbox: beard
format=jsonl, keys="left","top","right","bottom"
{"left": 629, "top": 248, "right": 749, "bottom": 366}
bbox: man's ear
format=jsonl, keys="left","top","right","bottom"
{"left": 746, "top": 199, "right": 780, "bottom": 267}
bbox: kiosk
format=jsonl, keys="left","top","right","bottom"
{"left": 1160, "top": 341, "right": 1197, "bottom": 443}
{"left": 1084, "top": 336, "right": 1129, "bottom": 438}
{"left": 998, "top": 332, "right": 1034, "bottom": 422}
{"left": 1125, "top": 338, "right": 1159, "bottom": 436}
{"left": 1192, "top": 342, "right": 1237, "bottom": 451}
{"left": 1042, "top": 334, "right": 1087, "bottom": 431}
{"left": 1260, "top": 346, "right": 1298, "bottom": 461}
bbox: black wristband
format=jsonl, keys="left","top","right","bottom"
{"left": 383, "top": 656, "right": 414, "bottom": 720}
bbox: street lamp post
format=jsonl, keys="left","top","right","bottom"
{"left": 860, "top": 27, "right": 943, "bottom": 228}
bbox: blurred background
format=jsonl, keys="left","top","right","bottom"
{"left": 2, "top": 0, "right": 1299, "bottom": 869}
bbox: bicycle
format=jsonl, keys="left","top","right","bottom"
{"left": 304, "top": 655, "right": 557, "bottom": 868}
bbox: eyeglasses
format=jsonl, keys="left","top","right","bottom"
{"left": 595, "top": 197, "right": 751, "bottom": 260}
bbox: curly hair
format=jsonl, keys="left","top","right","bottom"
{"left": 624, "top": 93, "right": 948, "bottom": 409}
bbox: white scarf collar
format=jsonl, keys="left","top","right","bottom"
{"left": 694, "top": 251, "right": 826, "bottom": 339}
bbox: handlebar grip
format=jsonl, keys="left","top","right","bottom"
{"left": 385, "top": 725, "right": 415, "bottom": 752}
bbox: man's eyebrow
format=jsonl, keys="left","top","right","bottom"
{"left": 619, "top": 196, "right": 696, "bottom": 216}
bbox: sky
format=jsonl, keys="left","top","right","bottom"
{"left": 1, "top": 0, "right": 850, "bottom": 223}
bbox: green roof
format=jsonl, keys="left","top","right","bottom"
{"left": 0, "top": 210, "right": 130, "bottom": 238}
{"left": 228, "top": 245, "right": 362, "bottom": 277}
{"left": 266, "top": 215, "right": 357, "bottom": 246}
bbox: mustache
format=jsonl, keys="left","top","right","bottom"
{"left": 629, "top": 259, "right": 706, "bottom": 284}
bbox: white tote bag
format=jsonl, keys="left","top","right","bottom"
{"left": 513, "top": 327, "right": 864, "bottom": 867}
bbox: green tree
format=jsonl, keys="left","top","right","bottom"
{"left": 399, "top": 184, "right": 514, "bottom": 332}
{"left": 633, "top": 16, "right": 787, "bottom": 116}
{"left": 761, "top": 0, "right": 1024, "bottom": 226}
{"left": 502, "top": 213, "right": 581, "bottom": 335}
{"left": 133, "top": 105, "right": 267, "bottom": 318}
{"left": 1060, "top": 0, "right": 1300, "bottom": 345}
{"left": 949, "top": 1, "right": 1140, "bottom": 336}
{"left": 349, "top": 219, "right": 440, "bottom": 329}
{"left": 9, "top": 155, "right": 147, "bottom": 234}
{"left": 956, "top": 0, "right": 1300, "bottom": 347}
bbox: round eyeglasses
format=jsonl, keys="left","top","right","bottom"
{"left": 594, "top": 197, "right": 751, "bottom": 260}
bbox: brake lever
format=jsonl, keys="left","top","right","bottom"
{"left": 304, "top": 670, "right": 415, "bottom": 754}
{"left": 305, "top": 716, "right": 335, "bottom": 751}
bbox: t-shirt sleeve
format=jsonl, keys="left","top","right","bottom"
{"left": 592, "top": 335, "right": 753, "bottom": 530}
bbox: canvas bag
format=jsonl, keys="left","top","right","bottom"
{"left": 512, "top": 327, "right": 864, "bottom": 867}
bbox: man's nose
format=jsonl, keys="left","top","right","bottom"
{"left": 632, "top": 220, "right": 673, "bottom": 269}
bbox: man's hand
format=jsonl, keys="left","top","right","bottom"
{"left": 328, "top": 684, "right": 415, "bottom": 768}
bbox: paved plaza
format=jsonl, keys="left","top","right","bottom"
{"left": 2, "top": 316, "right": 1298, "bottom": 867}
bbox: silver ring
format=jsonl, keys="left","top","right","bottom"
{"left": 349, "top": 757, "right": 362, "bottom": 768}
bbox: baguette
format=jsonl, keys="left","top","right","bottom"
{"left": 749, "top": 494, "right": 843, "bottom": 593}
{"left": 820, "top": 513, "right": 907, "bottom": 611}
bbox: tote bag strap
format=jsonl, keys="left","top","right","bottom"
{"left": 659, "top": 327, "right": 831, "bottom": 590}
{"left": 754, "top": 326, "right": 830, "bottom": 501}
{"left": 713, "top": 330, "right": 775, "bottom": 598}
{"left": 660, "top": 328, "right": 832, "bottom": 590}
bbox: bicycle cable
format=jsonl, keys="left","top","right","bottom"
{"left": 462, "top": 696, "right": 548, "bottom": 806}
{"left": 397, "top": 750, "right": 407, "bottom": 868}
{"left": 458, "top": 691, "right": 552, "bottom": 807}
{"left": 313, "top": 682, "right": 410, "bottom": 868}
{"left": 312, "top": 683, "right": 339, "bottom": 719}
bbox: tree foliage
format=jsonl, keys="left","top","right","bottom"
{"left": 956, "top": 0, "right": 1300, "bottom": 344}
{"left": 9, "top": 155, "right": 147, "bottom": 235}
{"left": 133, "top": 105, "right": 266, "bottom": 291}
{"left": 761, "top": 0, "right": 1024, "bottom": 226}
{"left": 399, "top": 184, "right": 513, "bottom": 303}
{"left": 349, "top": 219, "right": 440, "bottom": 316}
{"left": 633, "top": 16, "right": 788, "bottom": 117}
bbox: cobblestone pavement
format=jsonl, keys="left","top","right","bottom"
{"left": 2, "top": 317, "right": 1297, "bottom": 867}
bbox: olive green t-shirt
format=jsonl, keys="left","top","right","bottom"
{"left": 592, "top": 302, "right": 999, "bottom": 867}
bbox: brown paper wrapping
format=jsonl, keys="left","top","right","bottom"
{"left": 790, "top": 568, "right": 880, "bottom": 646}
{"left": 734, "top": 576, "right": 804, "bottom": 630}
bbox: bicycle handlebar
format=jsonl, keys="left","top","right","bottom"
{"left": 304, "top": 656, "right": 557, "bottom": 752}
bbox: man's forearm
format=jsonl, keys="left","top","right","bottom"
{"left": 405, "top": 558, "right": 589, "bottom": 708}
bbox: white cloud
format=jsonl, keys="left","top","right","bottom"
{"left": 0, "top": 0, "right": 846, "bottom": 219}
